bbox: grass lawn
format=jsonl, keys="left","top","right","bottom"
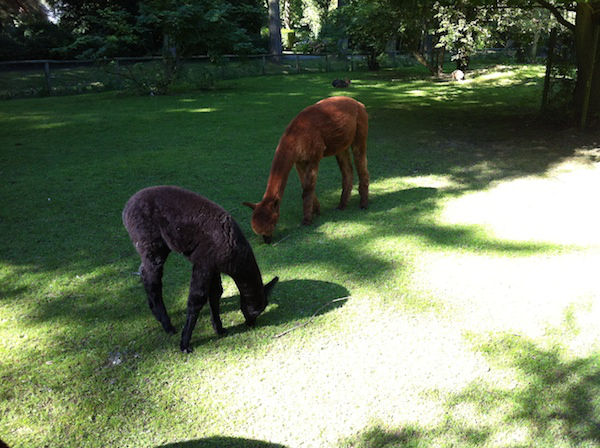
{"left": 1, "top": 65, "right": 600, "bottom": 448}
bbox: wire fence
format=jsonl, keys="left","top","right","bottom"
{"left": 0, "top": 48, "right": 543, "bottom": 99}
{"left": 0, "top": 53, "right": 389, "bottom": 99}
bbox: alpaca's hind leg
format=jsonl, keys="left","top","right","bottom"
{"left": 180, "top": 264, "right": 211, "bottom": 353}
{"left": 139, "top": 243, "right": 176, "bottom": 334}
{"left": 336, "top": 149, "right": 354, "bottom": 210}
{"left": 352, "top": 133, "right": 369, "bottom": 209}
{"left": 208, "top": 274, "right": 226, "bottom": 336}
{"left": 296, "top": 162, "right": 320, "bottom": 218}
{"left": 297, "top": 162, "right": 320, "bottom": 225}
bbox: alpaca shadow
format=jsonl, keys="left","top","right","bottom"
{"left": 259, "top": 278, "right": 349, "bottom": 327}
{"left": 217, "top": 279, "right": 350, "bottom": 331}
{"left": 156, "top": 436, "right": 288, "bottom": 448}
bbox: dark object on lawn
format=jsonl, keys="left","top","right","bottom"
{"left": 123, "top": 186, "right": 278, "bottom": 353}
{"left": 332, "top": 78, "right": 351, "bottom": 88}
{"left": 0, "top": 439, "right": 9, "bottom": 448}
{"left": 243, "top": 96, "right": 369, "bottom": 243}
{"left": 452, "top": 69, "right": 465, "bottom": 81}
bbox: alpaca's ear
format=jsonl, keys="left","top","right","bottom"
{"left": 264, "top": 276, "right": 279, "bottom": 298}
{"left": 243, "top": 201, "right": 257, "bottom": 210}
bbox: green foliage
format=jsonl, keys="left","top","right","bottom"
{"left": 53, "top": 6, "right": 142, "bottom": 59}
{"left": 281, "top": 28, "right": 296, "bottom": 49}
{"left": 1, "top": 0, "right": 267, "bottom": 61}
{"left": 138, "top": 0, "right": 239, "bottom": 57}
{"left": 434, "top": 2, "right": 492, "bottom": 70}
{"left": 0, "top": 20, "right": 71, "bottom": 60}
{"left": 326, "top": 0, "right": 401, "bottom": 68}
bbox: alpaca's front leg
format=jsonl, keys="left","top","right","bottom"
{"left": 180, "top": 265, "right": 210, "bottom": 353}
{"left": 139, "top": 246, "right": 176, "bottom": 334}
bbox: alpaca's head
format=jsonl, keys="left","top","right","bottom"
{"left": 241, "top": 276, "right": 279, "bottom": 326}
{"left": 243, "top": 198, "right": 280, "bottom": 244}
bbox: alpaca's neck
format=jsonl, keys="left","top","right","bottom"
{"left": 231, "top": 249, "right": 263, "bottom": 296}
{"left": 263, "top": 142, "right": 295, "bottom": 201}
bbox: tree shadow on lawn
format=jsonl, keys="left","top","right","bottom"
{"left": 340, "top": 333, "right": 600, "bottom": 448}
{"left": 266, "top": 182, "right": 562, "bottom": 260}
{"left": 156, "top": 436, "right": 288, "bottom": 448}
{"left": 24, "top": 273, "right": 349, "bottom": 348}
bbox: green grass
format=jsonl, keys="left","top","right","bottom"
{"left": 1, "top": 65, "right": 600, "bottom": 448}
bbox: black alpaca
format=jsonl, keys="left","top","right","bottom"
{"left": 123, "top": 186, "right": 278, "bottom": 353}
{"left": 332, "top": 78, "right": 351, "bottom": 88}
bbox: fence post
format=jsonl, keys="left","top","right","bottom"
{"left": 325, "top": 54, "right": 329, "bottom": 72}
{"left": 262, "top": 55, "right": 266, "bottom": 75}
{"left": 43, "top": 61, "right": 51, "bottom": 93}
{"left": 296, "top": 53, "right": 300, "bottom": 74}
{"left": 114, "top": 58, "right": 122, "bottom": 90}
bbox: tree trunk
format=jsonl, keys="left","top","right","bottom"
{"left": 367, "top": 49, "right": 380, "bottom": 70}
{"left": 574, "top": 2, "right": 600, "bottom": 127}
{"left": 337, "top": 0, "right": 349, "bottom": 53}
{"left": 530, "top": 29, "right": 541, "bottom": 61}
{"left": 412, "top": 50, "right": 437, "bottom": 75}
{"left": 268, "top": 0, "right": 283, "bottom": 59}
{"left": 436, "top": 45, "right": 445, "bottom": 76}
{"left": 541, "top": 28, "right": 557, "bottom": 111}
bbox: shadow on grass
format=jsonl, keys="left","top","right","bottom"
{"left": 341, "top": 334, "right": 600, "bottom": 448}
{"left": 156, "top": 437, "right": 287, "bottom": 448}
{"left": 24, "top": 273, "right": 349, "bottom": 346}
{"left": 180, "top": 279, "right": 349, "bottom": 347}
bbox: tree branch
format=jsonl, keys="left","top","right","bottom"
{"left": 536, "top": 0, "right": 576, "bottom": 32}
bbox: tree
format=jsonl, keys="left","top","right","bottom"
{"left": 572, "top": 1, "right": 600, "bottom": 127}
{"left": 435, "top": 2, "right": 491, "bottom": 71}
{"left": 528, "top": 0, "right": 599, "bottom": 125}
{"left": 329, "top": 0, "right": 402, "bottom": 69}
{"left": 268, "top": 0, "right": 282, "bottom": 56}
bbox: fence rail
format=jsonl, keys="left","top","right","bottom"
{"left": 0, "top": 53, "right": 385, "bottom": 98}
{"left": 0, "top": 49, "right": 527, "bottom": 99}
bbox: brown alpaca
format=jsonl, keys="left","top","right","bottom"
{"left": 243, "top": 96, "right": 369, "bottom": 243}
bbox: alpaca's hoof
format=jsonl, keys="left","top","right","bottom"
{"left": 180, "top": 344, "right": 193, "bottom": 354}
{"left": 302, "top": 218, "right": 312, "bottom": 226}
{"left": 262, "top": 235, "right": 273, "bottom": 244}
{"left": 216, "top": 328, "right": 228, "bottom": 337}
{"left": 337, "top": 204, "right": 347, "bottom": 211}
{"left": 164, "top": 324, "right": 177, "bottom": 335}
